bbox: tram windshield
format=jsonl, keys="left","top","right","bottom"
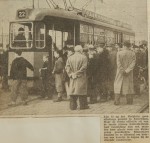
{"left": 10, "top": 22, "right": 33, "bottom": 49}
{"left": 35, "top": 22, "right": 45, "bottom": 49}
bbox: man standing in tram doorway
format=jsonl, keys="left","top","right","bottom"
{"left": 8, "top": 51, "right": 34, "bottom": 106}
{"left": 65, "top": 45, "right": 89, "bottom": 110}
{"left": 114, "top": 41, "right": 136, "bottom": 105}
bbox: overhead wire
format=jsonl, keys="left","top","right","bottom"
{"left": 82, "top": 0, "right": 92, "bottom": 9}
{"left": 46, "top": 0, "right": 51, "bottom": 8}
{"left": 63, "top": 0, "right": 68, "bottom": 9}
{"left": 50, "top": 0, "right": 57, "bottom": 7}
{"left": 68, "top": 0, "right": 74, "bottom": 8}
{"left": 48, "top": 0, "right": 55, "bottom": 8}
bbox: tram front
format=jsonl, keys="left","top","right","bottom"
{"left": 8, "top": 8, "right": 78, "bottom": 92}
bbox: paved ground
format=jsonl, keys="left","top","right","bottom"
{"left": 0, "top": 87, "right": 149, "bottom": 116}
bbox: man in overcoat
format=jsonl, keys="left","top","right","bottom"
{"left": 114, "top": 41, "right": 136, "bottom": 105}
{"left": 65, "top": 45, "right": 89, "bottom": 110}
{"left": 108, "top": 45, "right": 117, "bottom": 99}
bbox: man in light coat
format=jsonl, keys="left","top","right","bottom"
{"left": 65, "top": 45, "right": 89, "bottom": 110}
{"left": 114, "top": 41, "right": 136, "bottom": 105}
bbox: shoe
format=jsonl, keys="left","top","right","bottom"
{"left": 88, "top": 101, "right": 95, "bottom": 104}
{"left": 53, "top": 97, "right": 62, "bottom": 102}
{"left": 40, "top": 96, "right": 45, "bottom": 99}
{"left": 80, "top": 105, "right": 90, "bottom": 110}
{"left": 114, "top": 101, "right": 120, "bottom": 105}
{"left": 100, "top": 98, "right": 107, "bottom": 102}
{"left": 45, "top": 96, "right": 51, "bottom": 100}
{"left": 62, "top": 97, "right": 70, "bottom": 101}
{"left": 22, "top": 101, "right": 28, "bottom": 106}
{"left": 8, "top": 102, "right": 16, "bottom": 107}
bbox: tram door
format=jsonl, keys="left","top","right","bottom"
{"left": 46, "top": 19, "right": 76, "bottom": 67}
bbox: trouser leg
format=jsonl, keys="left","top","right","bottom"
{"left": 134, "top": 79, "right": 140, "bottom": 96}
{"left": 89, "top": 86, "right": 97, "bottom": 103}
{"left": 114, "top": 94, "right": 120, "bottom": 105}
{"left": 58, "top": 92, "right": 63, "bottom": 98}
{"left": 19, "top": 80, "right": 28, "bottom": 102}
{"left": 79, "top": 95, "right": 89, "bottom": 109}
{"left": 45, "top": 79, "right": 51, "bottom": 98}
{"left": 2, "top": 75, "right": 9, "bottom": 90}
{"left": 126, "top": 94, "right": 133, "bottom": 105}
{"left": 70, "top": 95, "right": 78, "bottom": 110}
{"left": 100, "top": 82, "right": 108, "bottom": 102}
{"left": 41, "top": 79, "right": 47, "bottom": 98}
{"left": 10, "top": 80, "right": 20, "bottom": 102}
{"left": 64, "top": 82, "right": 70, "bottom": 99}
{"left": 96, "top": 83, "right": 102, "bottom": 101}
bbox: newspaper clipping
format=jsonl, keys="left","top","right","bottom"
{"left": 0, "top": 0, "right": 149, "bottom": 143}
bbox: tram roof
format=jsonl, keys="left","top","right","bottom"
{"left": 14, "top": 8, "right": 134, "bottom": 35}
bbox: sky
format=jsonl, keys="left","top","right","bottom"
{"left": 0, "top": 0, "right": 148, "bottom": 42}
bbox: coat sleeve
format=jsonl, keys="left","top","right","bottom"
{"left": 125, "top": 53, "right": 136, "bottom": 74}
{"left": 24, "top": 59, "right": 34, "bottom": 71}
{"left": 65, "top": 59, "right": 73, "bottom": 78}
{"left": 117, "top": 52, "right": 124, "bottom": 72}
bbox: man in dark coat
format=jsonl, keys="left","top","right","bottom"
{"left": 1, "top": 47, "right": 9, "bottom": 91}
{"left": 141, "top": 44, "right": 148, "bottom": 85}
{"left": 133, "top": 45, "right": 143, "bottom": 96}
{"left": 65, "top": 45, "right": 89, "bottom": 110}
{"left": 39, "top": 55, "right": 51, "bottom": 99}
{"left": 9, "top": 51, "right": 34, "bottom": 106}
{"left": 96, "top": 46, "right": 110, "bottom": 102}
{"left": 13, "top": 27, "right": 26, "bottom": 47}
{"left": 53, "top": 50, "right": 65, "bottom": 102}
{"left": 87, "top": 45, "right": 97, "bottom": 104}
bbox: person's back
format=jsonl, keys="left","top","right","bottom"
{"left": 67, "top": 52, "right": 87, "bottom": 75}
{"left": 9, "top": 51, "right": 34, "bottom": 106}
{"left": 65, "top": 45, "right": 88, "bottom": 110}
{"left": 114, "top": 41, "right": 136, "bottom": 105}
{"left": 117, "top": 49, "right": 135, "bottom": 70}
{"left": 10, "top": 56, "right": 34, "bottom": 80}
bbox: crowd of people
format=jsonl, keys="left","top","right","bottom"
{"left": 3, "top": 39, "right": 148, "bottom": 110}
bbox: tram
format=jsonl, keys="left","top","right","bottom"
{"left": 8, "top": 8, "right": 135, "bottom": 88}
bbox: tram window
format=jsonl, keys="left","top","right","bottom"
{"left": 55, "top": 31, "right": 62, "bottom": 50}
{"left": 10, "top": 22, "right": 33, "bottom": 49}
{"left": 35, "top": 22, "right": 45, "bottom": 49}
{"left": 63, "top": 32, "right": 74, "bottom": 46}
{"left": 94, "top": 27, "right": 105, "bottom": 45}
{"left": 105, "top": 30, "right": 115, "bottom": 45}
{"left": 80, "top": 33, "right": 88, "bottom": 43}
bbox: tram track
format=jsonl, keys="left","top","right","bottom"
{"left": 136, "top": 102, "right": 149, "bottom": 113}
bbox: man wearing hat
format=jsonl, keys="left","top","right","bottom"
{"left": 13, "top": 27, "right": 26, "bottom": 47}
{"left": 87, "top": 45, "right": 97, "bottom": 103}
{"left": 114, "top": 41, "right": 136, "bottom": 105}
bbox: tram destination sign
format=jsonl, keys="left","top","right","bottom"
{"left": 82, "top": 9, "right": 131, "bottom": 30}
{"left": 18, "top": 10, "right": 26, "bottom": 19}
